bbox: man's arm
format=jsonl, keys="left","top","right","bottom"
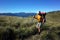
{"left": 33, "top": 15, "right": 37, "bottom": 19}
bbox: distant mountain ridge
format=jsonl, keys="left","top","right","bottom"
{"left": 0, "top": 10, "right": 60, "bottom": 17}
{"left": 0, "top": 12, "right": 36, "bottom": 17}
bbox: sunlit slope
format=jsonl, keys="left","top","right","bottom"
{"left": 0, "top": 11, "right": 60, "bottom": 40}
{"left": 46, "top": 11, "right": 60, "bottom": 27}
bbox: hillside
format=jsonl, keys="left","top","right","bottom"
{"left": 0, "top": 11, "right": 60, "bottom": 40}
{"left": 46, "top": 11, "right": 60, "bottom": 26}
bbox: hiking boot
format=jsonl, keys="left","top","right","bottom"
{"left": 38, "top": 32, "right": 40, "bottom": 35}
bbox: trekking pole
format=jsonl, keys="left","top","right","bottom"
{"left": 29, "top": 16, "right": 34, "bottom": 24}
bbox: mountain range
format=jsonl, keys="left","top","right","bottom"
{"left": 0, "top": 12, "right": 36, "bottom": 17}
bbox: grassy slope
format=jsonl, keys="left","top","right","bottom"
{"left": 0, "top": 11, "right": 60, "bottom": 40}
{"left": 25, "top": 11, "right": 60, "bottom": 40}
{"left": 46, "top": 11, "right": 60, "bottom": 27}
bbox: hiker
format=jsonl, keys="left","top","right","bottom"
{"left": 38, "top": 11, "right": 46, "bottom": 23}
{"left": 33, "top": 11, "right": 46, "bottom": 34}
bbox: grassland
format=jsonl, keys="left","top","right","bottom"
{"left": 0, "top": 11, "right": 60, "bottom": 40}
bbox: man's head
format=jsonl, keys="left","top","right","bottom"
{"left": 38, "top": 11, "right": 46, "bottom": 15}
{"left": 39, "top": 11, "right": 41, "bottom": 13}
{"left": 38, "top": 11, "right": 41, "bottom": 15}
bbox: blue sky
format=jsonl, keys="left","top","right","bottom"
{"left": 0, "top": 0, "right": 60, "bottom": 13}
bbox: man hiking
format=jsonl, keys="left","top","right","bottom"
{"left": 38, "top": 11, "right": 46, "bottom": 23}
{"left": 33, "top": 11, "right": 46, "bottom": 34}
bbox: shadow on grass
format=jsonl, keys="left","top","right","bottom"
{"left": 19, "top": 25, "right": 60, "bottom": 40}
{"left": 18, "top": 27, "right": 38, "bottom": 40}
{"left": 18, "top": 25, "right": 51, "bottom": 40}
{"left": 0, "top": 25, "right": 60, "bottom": 40}
{"left": 2, "top": 28, "right": 16, "bottom": 40}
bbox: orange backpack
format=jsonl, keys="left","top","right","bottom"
{"left": 34, "top": 14, "right": 43, "bottom": 22}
